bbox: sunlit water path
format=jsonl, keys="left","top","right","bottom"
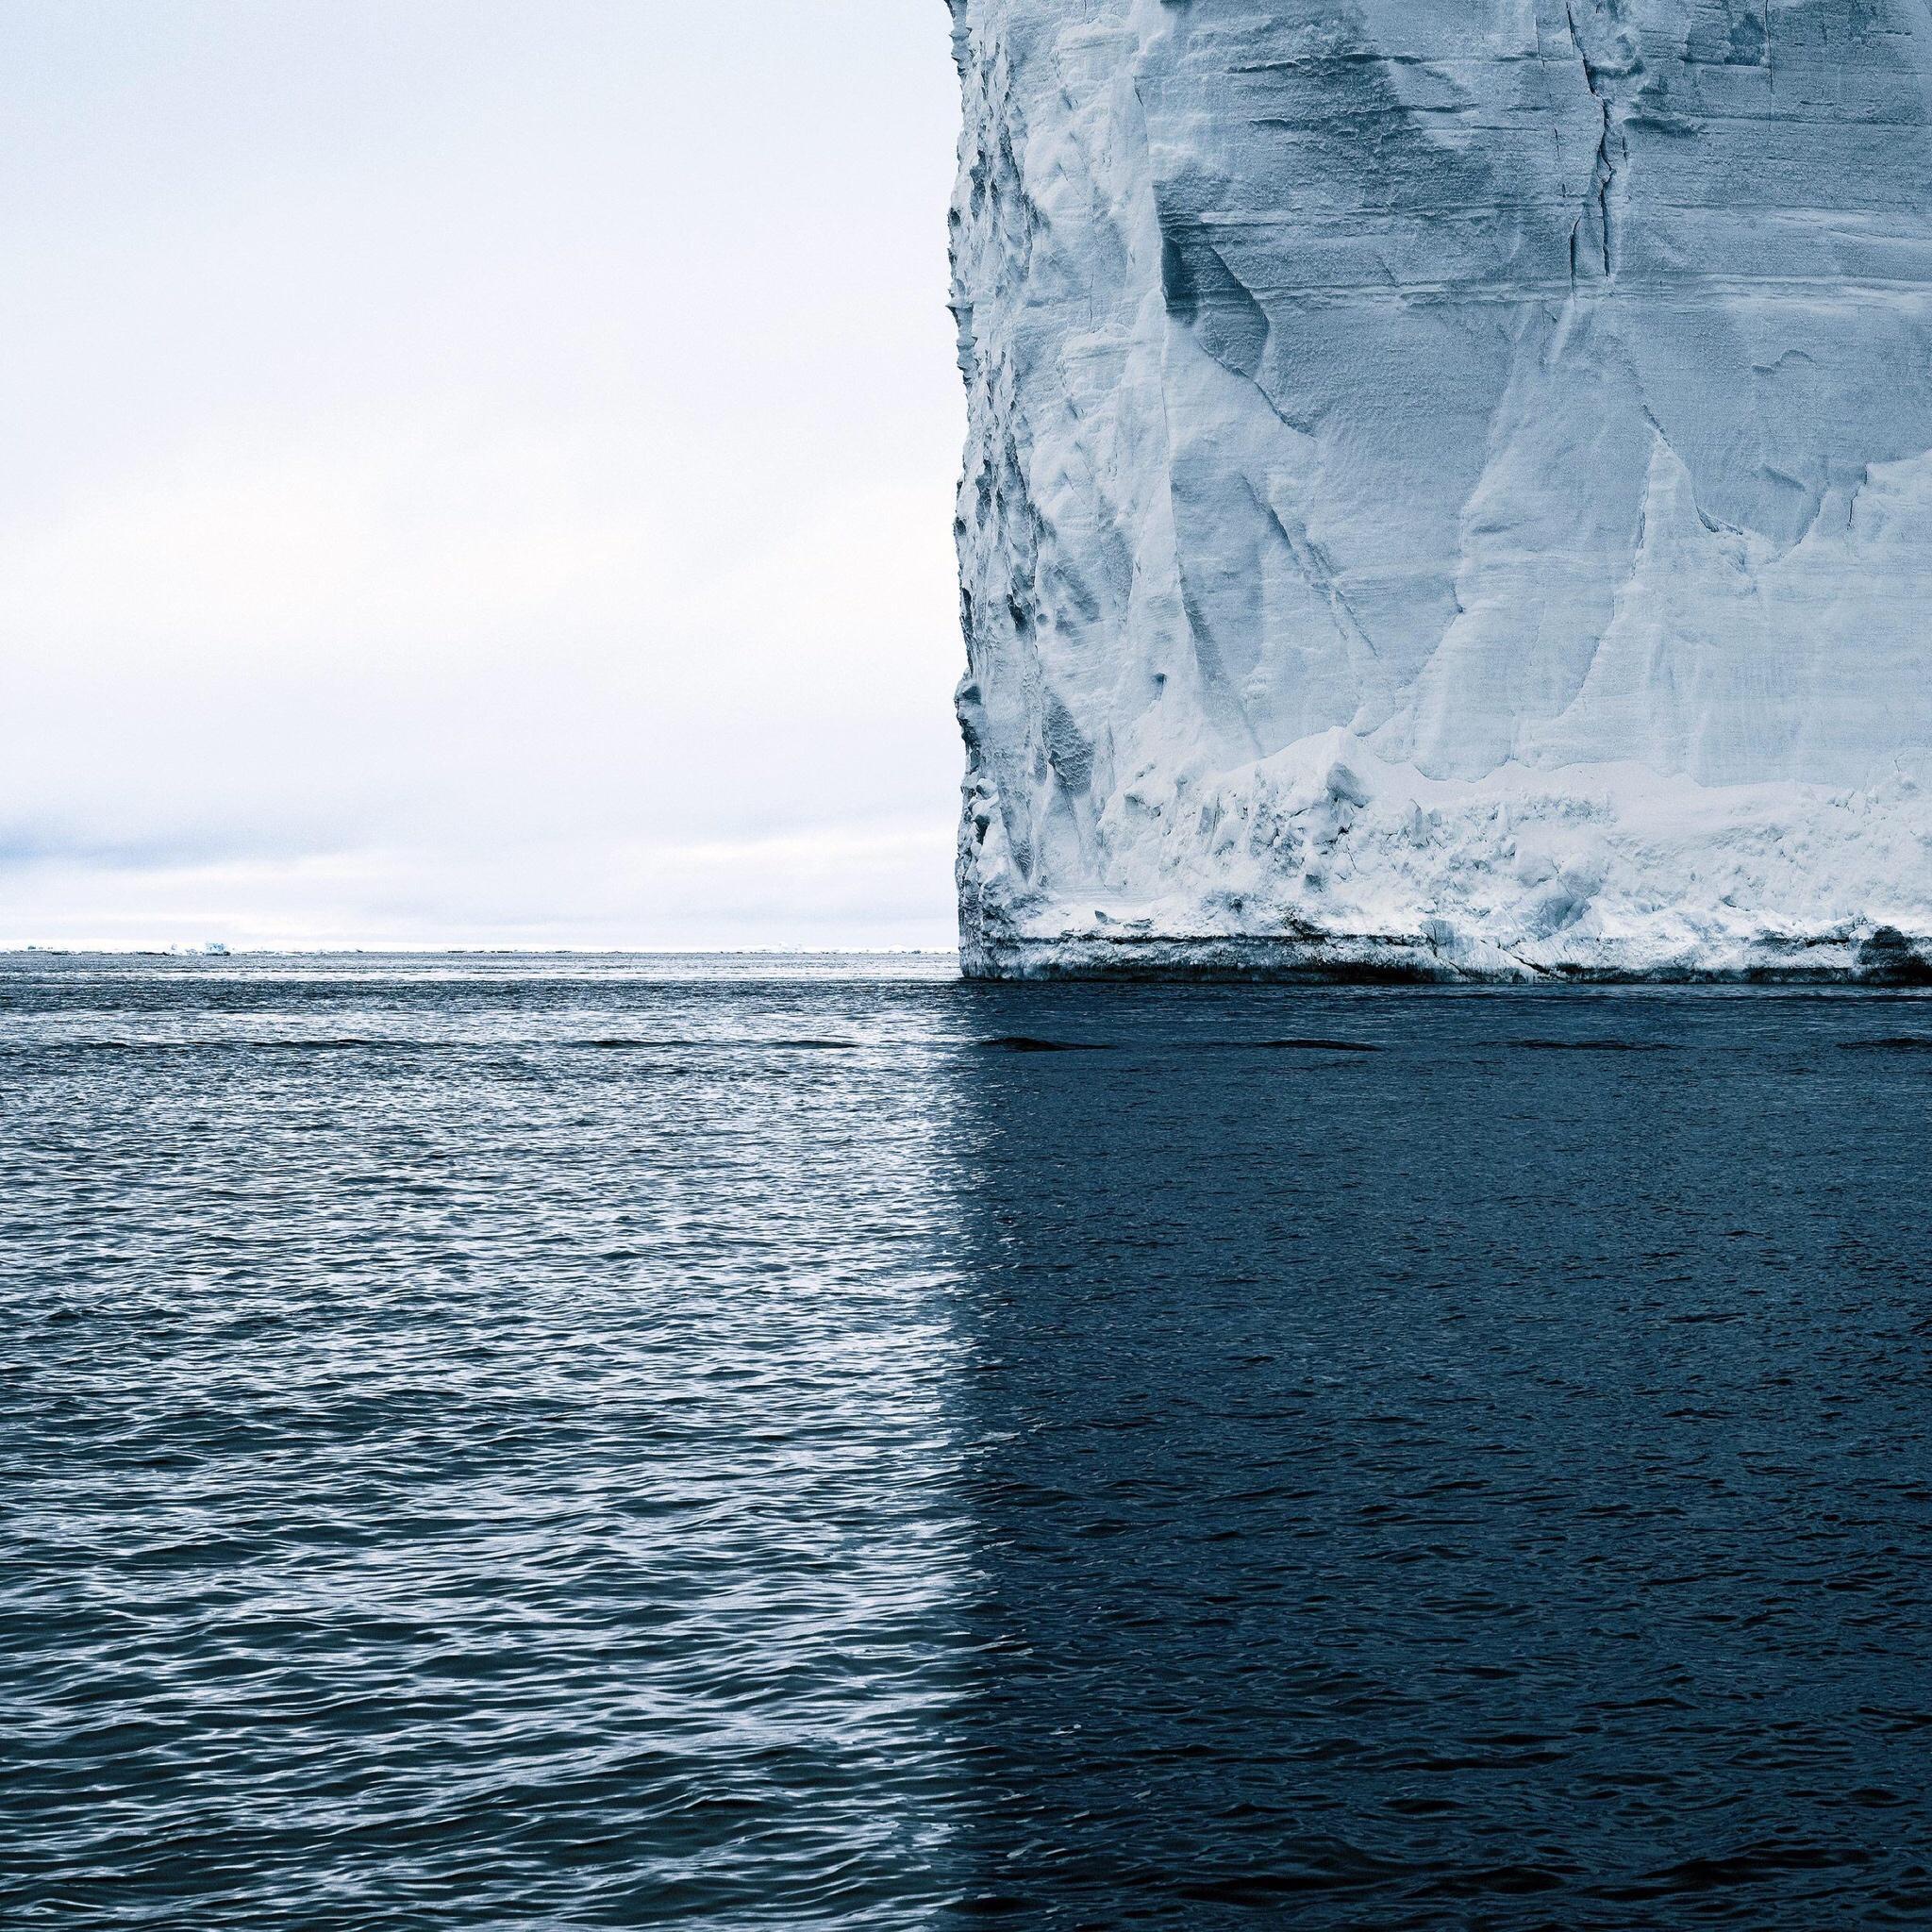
{"left": 4, "top": 955, "right": 1929, "bottom": 1927}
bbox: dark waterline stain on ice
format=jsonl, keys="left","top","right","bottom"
{"left": 3, "top": 953, "right": 1931, "bottom": 1930}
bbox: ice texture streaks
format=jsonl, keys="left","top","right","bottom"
{"left": 947, "top": 0, "right": 1932, "bottom": 979}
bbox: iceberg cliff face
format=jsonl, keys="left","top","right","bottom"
{"left": 947, "top": 0, "right": 1932, "bottom": 979}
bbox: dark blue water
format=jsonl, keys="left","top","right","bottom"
{"left": 5, "top": 954, "right": 1931, "bottom": 1928}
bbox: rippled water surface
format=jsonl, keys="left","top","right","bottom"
{"left": 5, "top": 953, "right": 1931, "bottom": 1928}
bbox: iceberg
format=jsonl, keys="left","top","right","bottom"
{"left": 946, "top": 0, "right": 1932, "bottom": 979}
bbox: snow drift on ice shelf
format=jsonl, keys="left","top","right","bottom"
{"left": 946, "top": 0, "right": 1932, "bottom": 979}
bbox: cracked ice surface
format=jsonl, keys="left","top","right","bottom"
{"left": 947, "top": 0, "right": 1932, "bottom": 979}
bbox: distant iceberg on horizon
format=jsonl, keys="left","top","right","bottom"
{"left": 945, "top": 0, "right": 1932, "bottom": 981}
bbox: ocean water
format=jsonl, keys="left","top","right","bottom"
{"left": 4, "top": 952, "right": 1931, "bottom": 1930}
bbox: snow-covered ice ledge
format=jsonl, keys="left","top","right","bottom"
{"left": 946, "top": 0, "right": 1932, "bottom": 982}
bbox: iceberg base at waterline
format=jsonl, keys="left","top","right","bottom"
{"left": 960, "top": 731, "right": 1932, "bottom": 984}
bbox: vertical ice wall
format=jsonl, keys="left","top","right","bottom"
{"left": 948, "top": 0, "right": 1932, "bottom": 978}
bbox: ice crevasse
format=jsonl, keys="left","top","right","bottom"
{"left": 946, "top": 0, "right": 1932, "bottom": 979}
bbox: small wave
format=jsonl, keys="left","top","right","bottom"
{"left": 1839, "top": 1036, "right": 1932, "bottom": 1052}
{"left": 0, "top": 1040, "right": 171, "bottom": 1053}
{"left": 1424, "top": 1863, "right": 1571, "bottom": 1899}
{"left": 1511, "top": 1040, "right": 1677, "bottom": 1053}
{"left": 1253, "top": 1038, "right": 1381, "bottom": 1054}
{"left": 3, "top": 1035, "right": 874, "bottom": 1057}
{"left": 975, "top": 1036, "right": 1112, "bottom": 1053}
{"left": 1599, "top": 1840, "right": 1874, "bottom": 1899}
{"left": 580, "top": 1038, "right": 859, "bottom": 1051}
{"left": 0, "top": 1038, "right": 396, "bottom": 1053}
{"left": 1175, "top": 1838, "right": 1419, "bottom": 1902}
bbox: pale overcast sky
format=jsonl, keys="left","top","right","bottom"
{"left": 0, "top": 0, "right": 964, "bottom": 949}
